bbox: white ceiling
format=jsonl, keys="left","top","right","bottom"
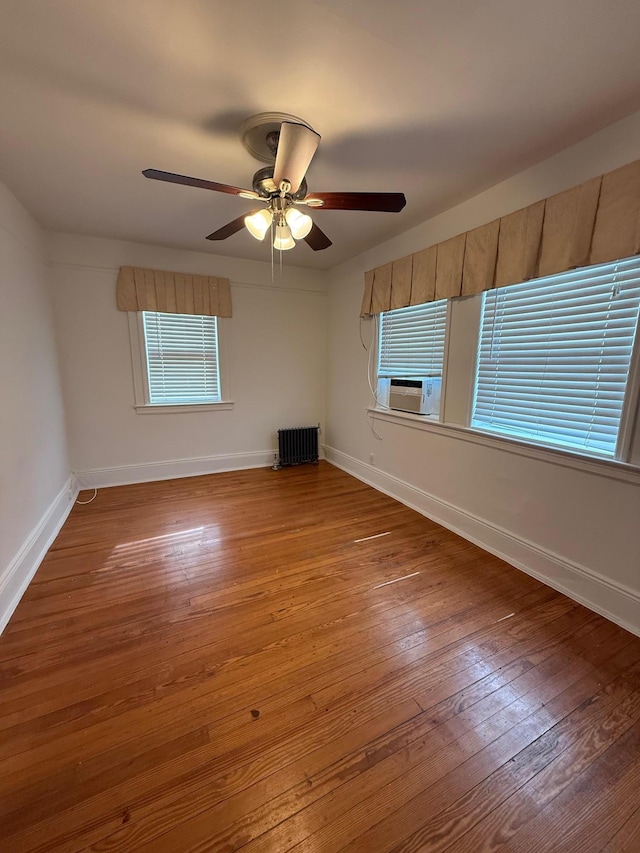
{"left": 1, "top": 0, "right": 639, "bottom": 269}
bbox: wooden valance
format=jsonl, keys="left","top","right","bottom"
{"left": 361, "top": 158, "right": 640, "bottom": 316}
{"left": 117, "top": 266, "right": 232, "bottom": 318}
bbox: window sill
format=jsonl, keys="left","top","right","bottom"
{"left": 135, "top": 401, "right": 234, "bottom": 414}
{"left": 367, "top": 406, "right": 640, "bottom": 485}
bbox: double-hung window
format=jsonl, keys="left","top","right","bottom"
{"left": 472, "top": 257, "right": 640, "bottom": 458}
{"left": 142, "top": 311, "right": 221, "bottom": 404}
{"left": 377, "top": 299, "right": 447, "bottom": 416}
{"left": 130, "top": 311, "right": 228, "bottom": 410}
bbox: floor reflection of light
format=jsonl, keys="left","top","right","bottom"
{"left": 496, "top": 612, "right": 515, "bottom": 622}
{"left": 99, "top": 526, "right": 217, "bottom": 572}
{"left": 354, "top": 531, "right": 391, "bottom": 543}
{"left": 373, "top": 571, "right": 421, "bottom": 590}
{"left": 113, "top": 526, "right": 206, "bottom": 551}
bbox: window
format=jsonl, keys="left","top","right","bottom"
{"left": 376, "top": 299, "right": 448, "bottom": 417}
{"left": 378, "top": 299, "right": 447, "bottom": 378}
{"left": 139, "top": 311, "right": 222, "bottom": 406}
{"left": 472, "top": 257, "right": 640, "bottom": 458}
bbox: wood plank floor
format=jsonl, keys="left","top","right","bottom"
{"left": 1, "top": 462, "right": 639, "bottom": 852}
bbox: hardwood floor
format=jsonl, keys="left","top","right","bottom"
{"left": 0, "top": 462, "right": 639, "bottom": 852}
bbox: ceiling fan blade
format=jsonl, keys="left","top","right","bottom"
{"left": 206, "top": 211, "right": 259, "bottom": 241}
{"left": 143, "top": 169, "right": 258, "bottom": 198}
{"left": 302, "top": 191, "right": 406, "bottom": 212}
{"left": 273, "top": 122, "right": 321, "bottom": 195}
{"left": 304, "top": 222, "right": 332, "bottom": 251}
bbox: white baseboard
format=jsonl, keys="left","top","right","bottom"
{"left": 324, "top": 445, "right": 640, "bottom": 638}
{"left": 0, "top": 476, "right": 79, "bottom": 634}
{"left": 76, "top": 449, "right": 277, "bottom": 489}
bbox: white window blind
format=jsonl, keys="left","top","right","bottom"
{"left": 142, "top": 312, "right": 221, "bottom": 405}
{"left": 472, "top": 257, "right": 640, "bottom": 457}
{"left": 378, "top": 299, "right": 447, "bottom": 378}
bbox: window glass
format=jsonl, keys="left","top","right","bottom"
{"left": 378, "top": 300, "right": 447, "bottom": 378}
{"left": 472, "top": 257, "right": 640, "bottom": 457}
{"left": 142, "top": 312, "right": 221, "bottom": 405}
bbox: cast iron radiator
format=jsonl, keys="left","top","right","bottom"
{"left": 275, "top": 426, "right": 319, "bottom": 468}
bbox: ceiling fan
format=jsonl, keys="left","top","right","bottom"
{"left": 142, "top": 112, "right": 407, "bottom": 252}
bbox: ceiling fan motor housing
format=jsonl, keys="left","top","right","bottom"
{"left": 251, "top": 166, "right": 308, "bottom": 200}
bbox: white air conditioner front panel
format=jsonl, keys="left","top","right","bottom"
{"left": 388, "top": 387, "right": 423, "bottom": 413}
{"left": 387, "top": 377, "right": 442, "bottom": 416}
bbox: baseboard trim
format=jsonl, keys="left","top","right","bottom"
{"left": 0, "top": 476, "right": 78, "bottom": 634}
{"left": 76, "top": 450, "right": 277, "bottom": 489}
{"left": 324, "top": 445, "right": 640, "bottom": 638}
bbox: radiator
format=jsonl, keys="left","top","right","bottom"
{"left": 275, "top": 426, "right": 319, "bottom": 468}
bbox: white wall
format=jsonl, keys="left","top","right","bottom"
{"left": 0, "top": 180, "right": 72, "bottom": 630}
{"left": 49, "top": 233, "right": 328, "bottom": 485}
{"left": 325, "top": 110, "right": 640, "bottom": 636}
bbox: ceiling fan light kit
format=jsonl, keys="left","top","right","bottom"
{"left": 142, "top": 112, "right": 407, "bottom": 253}
{"left": 285, "top": 207, "right": 313, "bottom": 239}
{"left": 274, "top": 222, "right": 296, "bottom": 251}
{"left": 244, "top": 208, "right": 272, "bottom": 240}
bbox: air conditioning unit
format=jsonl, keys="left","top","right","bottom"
{"left": 388, "top": 377, "right": 442, "bottom": 416}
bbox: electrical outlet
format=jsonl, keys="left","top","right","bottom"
{"left": 369, "top": 453, "right": 375, "bottom": 464}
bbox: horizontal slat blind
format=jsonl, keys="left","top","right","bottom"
{"left": 142, "top": 311, "right": 221, "bottom": 404}
{"left": 378, "top": 299, "right": 447, "bottom": 378}
{"left": 472, "top": 257, "right": 640, "bottom": 456}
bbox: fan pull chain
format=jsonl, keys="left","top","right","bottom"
{"left": 270, "top": 217, "right": 274, "bottom": 285}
